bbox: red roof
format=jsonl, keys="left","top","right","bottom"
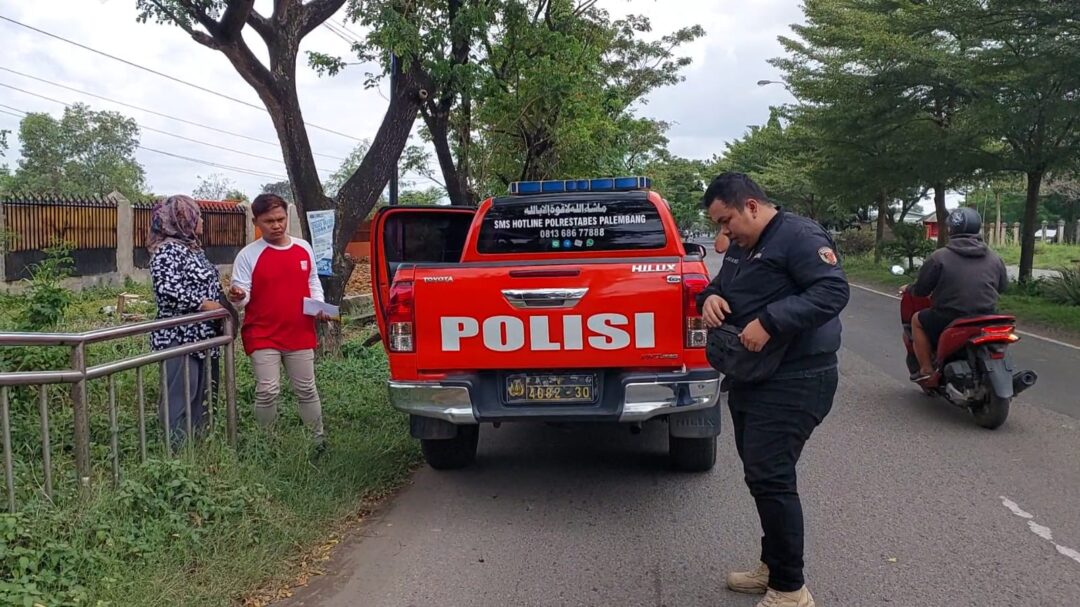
{"left": 195, "top": 199, "right": 243, "bottom": 211}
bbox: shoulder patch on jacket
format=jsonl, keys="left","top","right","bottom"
{"left": 818, "top": 246, "right": 838, "bottom": 266}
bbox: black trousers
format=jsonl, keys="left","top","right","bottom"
{"left": 729, "top": 366, "right": 838, "bottom": 592}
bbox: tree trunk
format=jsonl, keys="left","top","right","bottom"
{"left": 425, "top": 111, "right": 473, "bottom": 206}
{"left": 1018, "top": 171, "right": 1044, "bottom": 284}
{"left": 875, "top": 192, "right": 888, "bottom": 263}
{"left": 995, "top": 191, "right": 1002, "bottom": 247}
{"left": 933, "top": 182, "right": 948, "bottom": 248}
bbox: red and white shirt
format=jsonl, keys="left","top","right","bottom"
{"left": 231, "top": 238, "right": 325, "bottom": 355}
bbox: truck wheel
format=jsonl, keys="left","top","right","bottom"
{"left": 669, "top": 435, "right": 717, "bottom": 472}
{"left": 971, "top": 395, "right": 1010, "bottom": 430}
{"left": 421, "top": 425, "right": 479, "bottom": 470}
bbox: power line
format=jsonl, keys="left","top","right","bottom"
{"left": 321, "top": 22, "right": 355, "bottom": 45}
{"left": 0, "top": 103, "right": 286, "bottom": 181}
{"left": 0, "top": 81, "right": 333, "bottom": 174}
{"left": 0, "top": 14, "right": 366, "bottom": 142}
{"left": 0, "top": 66, "right": 347, "bottom": 162}
{"left": 140, "top": 146, "right": 285, "bottom": 180}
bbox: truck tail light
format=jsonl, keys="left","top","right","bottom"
{"left": 682, "top": 273, "right": 709, "bottom": 348}
{"left": 387, "top": 281, "right": 415, "bottom": 352}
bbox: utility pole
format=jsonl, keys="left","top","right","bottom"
{"left": 388, "top": 52, "right": 399, "bottom": 206}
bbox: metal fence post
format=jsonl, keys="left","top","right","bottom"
{"left": 224, "top": 316, "right": 237, "bottom": 446}
{"left": 108, "top": 375, "right": 120, "bottom": 487}
{"left": 2, "top": 387, "right": 14, "bottom": 513}
{"left": 39, "top": 385, "right": 52, "bottom": 500}
{"left": 70, "top": 344, "right": 92, "bottom": 494}
{"left": 136, "top": 367, "right": 147, "bottom": 463}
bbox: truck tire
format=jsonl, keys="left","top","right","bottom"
{"left": 669, "top": 435, "right": 716, "bottom": 472}
{"left": 421, "top": 425, "right": 480, "bottom": 470}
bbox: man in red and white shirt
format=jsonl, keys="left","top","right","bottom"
{"left": 228, "top": 193, "right": 329, "bottom": 448}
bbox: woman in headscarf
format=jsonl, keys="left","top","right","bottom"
{"left": 148, "top": 194, "right": 224, "bottom": 449}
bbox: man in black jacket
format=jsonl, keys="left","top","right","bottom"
{"left": 906, "top": 207, "right": 1008, "bottom": 383}
{"left": 697, "top": 173, "right": 849, "bottom": 607}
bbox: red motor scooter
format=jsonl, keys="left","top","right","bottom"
{"left": 900, "top": 288, "right": 1038, "bottom": 429}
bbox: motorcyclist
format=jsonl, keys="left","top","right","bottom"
{"left": 904, "top": 207, "right": 1009, "bottom": 383}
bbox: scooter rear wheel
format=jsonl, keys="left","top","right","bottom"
{"left": 971, "top": 394, "right": 1010, "bottom": 430}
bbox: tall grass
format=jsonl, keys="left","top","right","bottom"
{"left": 1, "top": 287, "right": 419, "bottom": 606}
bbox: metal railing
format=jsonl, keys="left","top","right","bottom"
{"left": 0, "top": 309, "right": 237, "bottom": 512}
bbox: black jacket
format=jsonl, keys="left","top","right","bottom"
{"left": 697, "top": 210, "right": 850, "bottom": 373}
{"left": 911, "top": 234, "right": 1008, "bottom": 316}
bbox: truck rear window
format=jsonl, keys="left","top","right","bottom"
{"left": 476, "top": 197, "right": 667, "bottom": 254}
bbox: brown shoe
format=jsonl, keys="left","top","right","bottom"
{"left": 756, "top": 586, "right": 816, "bottom": 607}
{"left": 726, "top": 561, "right": 769, "bottom": 594}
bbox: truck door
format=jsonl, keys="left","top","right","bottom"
{"left": 370, "top": 206, "right": 476, "bottom": 343}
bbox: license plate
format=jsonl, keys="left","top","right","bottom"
{"left": 505, "top": 373, "right": 598, "bottom": 404}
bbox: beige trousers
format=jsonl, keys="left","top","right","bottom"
{"left": 250, "top": 348, "right": 325, "bottom": 440}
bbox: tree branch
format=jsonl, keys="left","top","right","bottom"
{"left": 300, "top": 0, "right": 348, "bottom": 39}
{"left": 219, "top": 0, "right": 256, "bottom": 40}
{"left": 246, "top": 9, "right": 276, "bottom": 45}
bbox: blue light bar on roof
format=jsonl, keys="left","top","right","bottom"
{"left": 508, "top": 176, "right": 652, "bottom": 195}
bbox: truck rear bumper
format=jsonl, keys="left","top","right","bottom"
{"left": 388, "top": 369, "right": 721, "bottom": 425}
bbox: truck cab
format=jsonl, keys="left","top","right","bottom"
{"left": 371, "top": 177, "right": 721, "bottom": 471}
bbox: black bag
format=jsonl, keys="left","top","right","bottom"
{"left": 705, "top": 324, "right": 791, "bottom": 384}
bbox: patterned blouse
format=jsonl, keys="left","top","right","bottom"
{"left": 150, "top": 242, "right": 224, "bottom": 359}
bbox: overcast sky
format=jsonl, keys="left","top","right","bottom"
{"left": 0, "top": 0, "right": 806, "bottom": 199}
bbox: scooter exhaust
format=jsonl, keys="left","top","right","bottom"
{"left": 1012, "top": 370, "right": 1038, "bottom": 395}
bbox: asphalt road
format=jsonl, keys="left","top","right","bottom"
{"left": 281, "top": 253, "right": 1080, "bottom": 607}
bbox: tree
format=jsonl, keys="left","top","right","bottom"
{"left": 771, "top": 0, "right": 991, "bottom": 257}
{"left": 948, "top": 0, "right": 1080, "bottom": 281}
{"left": 646, "top": 153, "right": 708, "bottom": 231}
{"left": 0, "top": 129, "right": 11, "bottom": 195}
{"left": 138, "top": 0, "right": 434, "bottom": 323}
{"left": 469, "top": 3, "right": 701, "bottom": 193}
{"left": 193, "top": 173, "right": 238, "bottom": 200}
{"left": 259, "top": 180, "right": 294, "bottom": 203}
{"left": 10, "top": 103, "right": 146, "bottom": 198}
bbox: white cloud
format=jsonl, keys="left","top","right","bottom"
{"left": 0, "top": 0, "right": 806, "bottom": 196}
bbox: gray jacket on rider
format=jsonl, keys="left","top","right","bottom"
{"left": 911, "top": 234, "right": 1008, "bottom": 317}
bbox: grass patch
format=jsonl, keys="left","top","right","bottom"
{"left": 1, "top": 288, "right": 420, "bottom": 607}
{"left": 992, "top": 243, "right": 1080, "bottom": 270}
{"left": 842, "top": 254, "right": 1080, "bottom": 337}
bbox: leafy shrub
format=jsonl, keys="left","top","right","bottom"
{"left": 881, "top": 223, "right": 935, "bottom": 270}
{"left": 19, "top": 244, "right": 75, "bottom": 331}
{"left": 834, "top": 229, "right": 875, "bottom": 257}
{"left": 1043, "top": 265, "right": 1080, "bottom": 306}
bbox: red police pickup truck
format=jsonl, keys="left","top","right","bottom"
{"left": 370, "top": 177, "right": 721, "bottom": 471}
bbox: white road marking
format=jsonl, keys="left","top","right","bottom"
{"left": 1000, "top": 496, "right": 1080, "bottom": 566}
{"left": 1001, "top": 497, "right": 1034, "bottom": 519}
{"left": 850, "top": 282, "right": 1080, "bottom": 352}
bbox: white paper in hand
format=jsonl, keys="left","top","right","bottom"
{"left": 303, "top": 297, "right": 339, "bottom": 319}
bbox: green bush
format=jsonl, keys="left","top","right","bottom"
{"left": 19, "top": 244, "right": 75, "bottom": 331}
{"left": 834, "top": 229, "right": 876, "bottom": 257}
{"left": 881, "top": 223, "right": 935, "bottom": 270}
{"left": 1043, "top": 265, "right": 1080, "bottom": 306}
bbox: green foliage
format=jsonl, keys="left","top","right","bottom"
{"left": 18, "top": 245, "right": 75, "bottom": 331}
{"left": 344, "top": 0, "right": 702, "bottom": 197}
{"left": 881, "top": 223, "right": 935, "bottom": 270}
{"left": 258, "top": 180, "right": 294, "bottom": 204}
{"left": 0, "top": 302, "right": 418, "bottom": 606}
{"left": 192, "top": 173, "right": 238, "bottom": 201}
{"left": 646, "top": 154, "right": 708, "bottom": 231}
{"left": 1043, "top": 265, "right": 1080, "bottom": 306}
{"left": 11, "top": 103, "right": 146, "bottom": 199}
{"left": 834, "top": 229, "right": 876, "bottom": 257}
